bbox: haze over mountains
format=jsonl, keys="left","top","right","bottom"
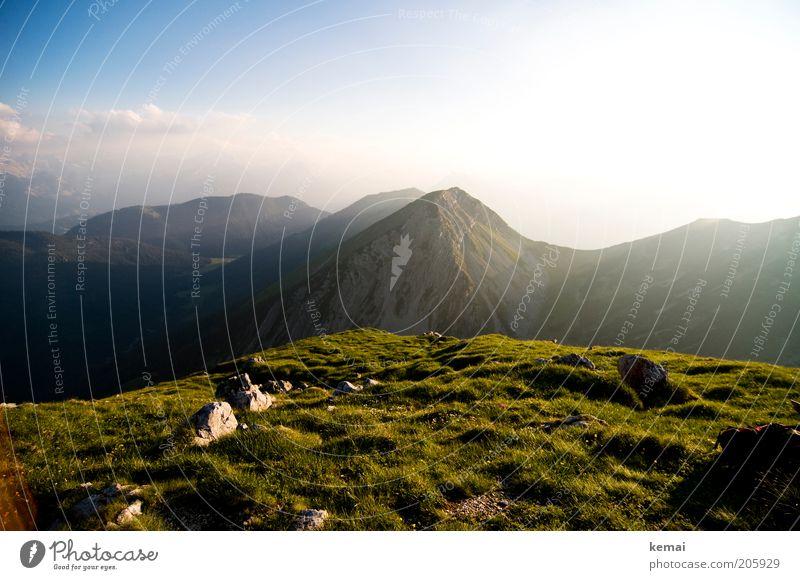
{"left": 0, "top": 186, "right": 797, "bottom": 404}
{"left": 70, "top": 193, "right": 325, "bottom": 258}
{"left": 237, "top": 188, "right": 800, "bottom": 369}
{"left": 0, "top": 173, "right": 88, "bottom": 233}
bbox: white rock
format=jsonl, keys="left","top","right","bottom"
{"left": 114, "top": 500, "right": 143, "bottom": 525}
{"left": 334, "top": 381, "right": 362, "bottom": 395}
{"left": 293, "top": 509, "right": 328, "bottom": 530}
{"left": 228, "top": 388, "right": 273, "bottom": 411}
{"left": 191, "top": 402, "right": 238, "bottom": 446}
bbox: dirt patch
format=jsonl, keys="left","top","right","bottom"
{"left": 445, "top": 490, "right": 510, "bottom": 521}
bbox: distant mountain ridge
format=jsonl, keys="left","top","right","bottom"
{"left": 0, "top": 189, "right": 426, "bottom": 402}
{"left": 2, "top": 186, "right": 798, "bottom": 404}
{"left": 0, "top": 173, "right": 89, "bottom": 232}
{"left": 0, "top": 230, "right": 207, "bottom": 403}
{"left": 208, "top": 187, "right": 800, "bottom": 370}
{"left": 67, "top": 193, "right": 327, "bottom": 258}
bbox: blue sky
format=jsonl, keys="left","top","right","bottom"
{"left": 1, "top": 0, "right": 514, "bottom": 113}
{"left": 2, "top": 0, "right": 800, "bottom": 247}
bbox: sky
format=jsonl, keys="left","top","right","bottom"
{"left": 1, "top": 0, "right": 800, "bottom": 248}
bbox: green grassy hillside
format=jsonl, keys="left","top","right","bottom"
{"left": 3, "top": 329, "right": 798, "bottom": 530}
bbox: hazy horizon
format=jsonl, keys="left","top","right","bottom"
{"left": 3, "top": 0, "right": 800, "bottom": 248}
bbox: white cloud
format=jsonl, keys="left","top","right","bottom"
{"left": 0, "top": 102, "right": 18, "bottom": 117}
{"left": 74, "top": 104, "right": 257, "bottom": 137}
{"left": 0, "top": 109, "right": 41, "bottom": 144}
{"left": 76, "top": 104, "right": 200, "bottom": 134}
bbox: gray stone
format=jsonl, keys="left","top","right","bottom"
{"left": 263, "top": 380, "right": 293, "bottom": 394}
{"left": 618, "top": 354, "right": 669, "bottom": 395}
{"left": 215, "top": 373, "right": 258, "bottom": 399}
{"left": 541, "top": 414, "right": 607, "bottom": 432}
{"left": 554, "top": 353, "right": 595, "bottom": 370}
{"left": 334, "top": 381, "right": 362, "bottom": 395}
{"left": 72, "top": 494, "right": 108, "bottom": 519}
{"left": 101, "top": 483, "right": 125, "bottom": 497}
{"left": 71, "top": 482, "right": 139, "bottom": 520}
{"left": 215, "top": 373, "right": 273, "bottom": 411}
{"left": 191, "top": 402, "right": 238, "bottom": 446}
{"left": 364, "top": 378, "right": 381, "bottom": 388}
{"left": 228, "top": 388, "right": 273, "bottom": 411}
{"left": 114, "top": 500, "right": 143, "bottom": 525}
{"left": 292, "top": 509, "right": 328, "bottom": 531}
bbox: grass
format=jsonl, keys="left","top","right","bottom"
{"left": 3, "top": 328, "right": 799, "bottom": 530}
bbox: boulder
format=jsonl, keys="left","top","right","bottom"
{"left": 72, "top": 494, "right": 109, "bottom": 519}
{"left": 216, "top": 373, "right": 273, "bottom": 411}
{"left": 364, "top": 378, "right": 381, "bottom": 388}
{"left": 292, "top": 509, "right": 328, "bottom": 531}
{"left": 334, "top": 381, "right": 362, "bottom": 395}
{"left": 114, "top": 500, "right": 143, "bottom": 525}
{"left": 228, "top": 388, "right": 273, "bottom": 411}
{"left": 554, "top": 354, "right": 595, "bottom": 370}
{"left": 191, "top": 402, "right": 238, "bottom": 446}
{"left": 71, "top": 482, "right": 144, "bottom": 520}
{"left": 215, "top": 373, "right": 258, "bottom": 399}
{"left": 618, "top": 354, "right": 669, "bottom": 396}
{"left": 263, "top": 380, "right": 294, "bottom": 394}
{"left": 101, "top": 483, "right": 125, "bottom": 497}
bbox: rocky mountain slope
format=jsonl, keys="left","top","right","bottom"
{"left": 245, "top": 188, "right": 560, "bottom": 350}
{"left": 212, "top": 188, "right": 799, "bottom": 368}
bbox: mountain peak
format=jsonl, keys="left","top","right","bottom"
{"left": 248, "top": 185, "right": 533, "bottom": 348}
{"left": 423, "top": 186, "right": 474, "bottom": 205}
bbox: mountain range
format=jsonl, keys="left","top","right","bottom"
{"left": 68, "top": 193, "right": 325, "bottom": 258}
{"left": 229, "top": 188, "right": 799, "bottom": 371}
{"left": 0, "top": 186, "right": 797, "bottom": 403}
